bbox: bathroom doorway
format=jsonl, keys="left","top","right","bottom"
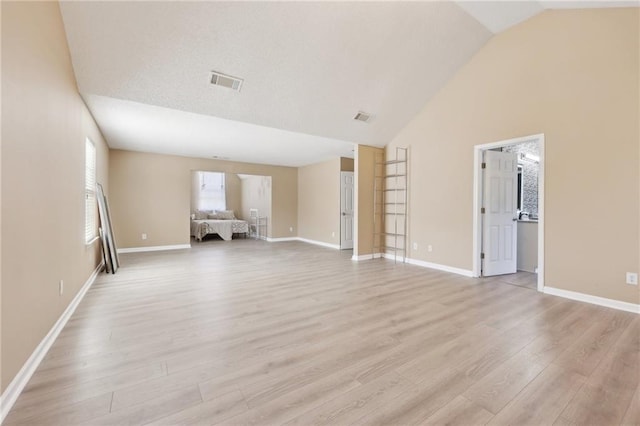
{"left": 472, "top": 134, "right": 545, "bottom": 292}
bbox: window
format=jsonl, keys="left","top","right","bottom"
{"left": 85, "top": 138, "right": 97, "bottom": 243}
{"left": 196, "top": 171, "right": 225, "bottom": 211}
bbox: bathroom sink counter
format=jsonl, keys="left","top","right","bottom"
{"left": 517, "top": 220, "right": 538, "bottom": 272}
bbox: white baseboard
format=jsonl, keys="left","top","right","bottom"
{"left": 350, "top": 253, "right": 474, "bottom": 278}
{"left": 117, "top": 244, "right": 191, "bottom": 254}
{"left": 0, "top": 262, "right": 104, "bottom": 423}
{"left": 351, "top": 253, "right": 383, "bottom": 261}
{"left": 296, "top": 238, "right": 340, "bottom": 250}
{"left": 382, "top": 253, "right": 405, "bottom": 262}
{"left": 544, "top": 286, "right": 640, "bottom": 314}
{"left": 262, "top": 236, "right": 341, "bottom": 249}
{"left": 404, "top": 256, "right": 475, "bottom": 277}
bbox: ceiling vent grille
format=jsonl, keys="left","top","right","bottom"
{"left": 210, "top": 71, "right": 243, "bottom": 92}
{"left": 354, "top": 111, "right": 372, "bottom": 123}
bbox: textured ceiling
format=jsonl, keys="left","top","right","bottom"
{"left": 60, "top": 1, "right": 492, "bottom": 165}
{"left": 60, "top": 1, "right": 638, "bottom": 167}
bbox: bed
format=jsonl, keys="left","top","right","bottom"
{"left": 190, "top": 210, "right": 249, "bottom": 241}
{"left": 191, "top": 219, "right": 249, "bottom": 241}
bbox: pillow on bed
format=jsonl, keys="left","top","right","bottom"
{"left": 207, "top": 213, "right": 221, "bottom": 219}
{"left": 215, "top": 210, "right": 236, "bottom": 220}
{"left": 194, "top": 210, "right": 209, "bottom": 220}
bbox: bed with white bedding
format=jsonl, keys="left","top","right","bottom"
{"left": 190, "top": 210, "right": 249, "bottom": 241}
{"left": 191, "top": 219, "right": 249, "bottom": 241}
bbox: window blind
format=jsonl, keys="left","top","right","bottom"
{"left": 196, "top": 171, "right": 226, "bottom": 211}
{"left": 85, "top": 138, "right": 97, "bottom": 243}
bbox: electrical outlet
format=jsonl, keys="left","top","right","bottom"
{"left": 331, "top": 232, "right": 335, "bottom": 238}
{"left": 427, "top": 245, "right": 433, "bottom": 252}
{"left": 59, "top": 280, "right": 64, "bottom": 296}
{"left": 141, "top": 233, "right": 147, "bottom": 240}
{"left": 413, "top": 242, "right": 418, "bottom": 250}
{"left": 289, "top": 227, "right": 293, "bottom": 233}
{"left": 626, "top": 272, "right": 638, "bottom": 285}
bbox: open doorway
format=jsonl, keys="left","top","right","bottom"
{"left": 190, "top": 171, "right": 271, "bottom": 242}
{"left": 472, "top": 134, "right": 545, "bottom": 292}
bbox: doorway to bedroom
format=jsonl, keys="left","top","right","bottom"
{"left": 190, "top": 171, "right": 272, "bottom": 243}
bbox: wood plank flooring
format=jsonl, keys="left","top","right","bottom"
{"left": 5, "top": 240, "right": 639, "bottom": 425}
{"left": 489, "top": 271, "right": 538, "bottom": 291}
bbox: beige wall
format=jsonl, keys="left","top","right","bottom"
{"left": 1, "top": 1, "right": 109, "bottom": 391}
{"left": 109, "top": 150, "right": 297, "bottom": 247}
{"left": 189, "top": 171, "right": 204, "bottom": 214}
{"left": 388, "top": 8, "right": 639, "bottom": 304}
{"left": 356, "top": 145, "right": 384, "bottom": 256}
{"left": 298, "top": 158, "right": 341, "bottom": 245}
{"left": 340, "top": 157, "right": 354, "bottom": 172}
{"left": 225, "top": 173, "right": 242, "bottom": 216}
{"left": 240, "top": 175, "right": 272, "bottom": 234}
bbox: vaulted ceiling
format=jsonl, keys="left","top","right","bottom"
{"left": 59, "top": 1, "right": 638, "bottom": 167}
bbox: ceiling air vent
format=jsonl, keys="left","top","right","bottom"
{"left": 354, "top": 111, "right": 372, "bottom": 123}
{"left": 210, "top": 71, "right": 243, "bottom": 92}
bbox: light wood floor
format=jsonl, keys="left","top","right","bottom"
{"left": 489, "top": 271, "right": 538, "bottom": 291}
{"left": 6, "top": 240, "right": 639, "bottom": 425}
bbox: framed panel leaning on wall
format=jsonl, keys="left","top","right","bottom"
{"left": 97, "top": 183, "right": 119, "bottom": 273}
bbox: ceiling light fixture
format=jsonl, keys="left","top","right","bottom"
{"left": 210, "top": 71, "right": 243, "bottom": 92}
{"left": 521, "top": 153, "right": 540, "bottom": 163}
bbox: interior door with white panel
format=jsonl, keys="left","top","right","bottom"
{"left": 340, "top": 171, "right": 354, "bottom": 250}
{"left": 482, "top": 151, "right": 518, "bottom": 276}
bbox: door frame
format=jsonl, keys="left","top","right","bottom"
{"left": 472, "top": 133, "right": 545, "bottom": 292}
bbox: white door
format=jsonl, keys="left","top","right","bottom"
{"left": 340, "top": 171, "right": 354, "bottom": 250}
{"left": 482, "top": 151, "right": 518, "bottom": 276}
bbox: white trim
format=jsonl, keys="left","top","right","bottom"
{"left": 350, "top": 252, "right": 474, "bottom": 279}
{"left": 266, "top": 237, "right": 298, "bottom": 242}
{"left": 0, "top": 262, "right": 104, "bottom": 424}
{"left": 404, "top": 256, "right": 474, "bottom": 277}
{"left": 85, "top": 236, "right": 100, "bottom": 246}
{"left": 353, "top": 145, "right": 360, "bottom": 258}
{"left": 351, "top": 252, "right": 474, "bottom": 277}
{"left": 537, "top": 137, "right": 545, "bottom": 292}
{"left": 117, "top": 244, "right": 191, "bottom": 253}
{"left": 472, "top": 134, "right": 545, "bottom": 292}
{"left": 472, "top": 147, "right": 482, "bottom": 277}
{"left": 296, "top": 238, "right": 340, "bottom": 250}
{"left": 544, "top": 286, "right": 640, "bottom": 314}
{"left": 351, "top": 253, "right": 383, "bottom": 261}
